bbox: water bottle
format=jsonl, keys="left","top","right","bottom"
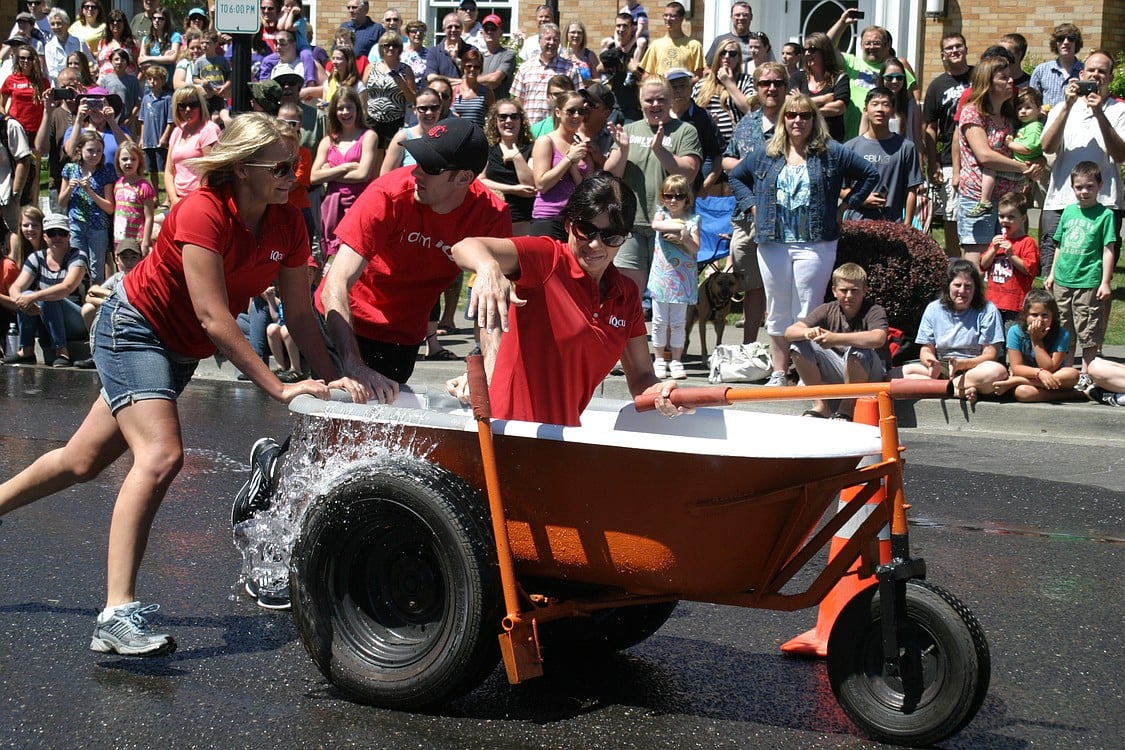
{"left": 5, "top": 323, "right": 17, "bottom": 358}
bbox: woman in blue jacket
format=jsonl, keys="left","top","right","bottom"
{"left": 730, "top": 93, "right": 878, "bottom": 385}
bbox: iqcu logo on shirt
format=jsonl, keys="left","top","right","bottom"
{"left": 608, "top": 315, "right": 628, "bottom": 328}
{"left": 269, "top": 250, "right": 283, "bottom": 262}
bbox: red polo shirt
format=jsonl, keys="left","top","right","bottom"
{"left": 125, "top": 183, "right": 309, "bottom": 358}
{"left": 490, "top": 236, "right": 647, "bottom": 426}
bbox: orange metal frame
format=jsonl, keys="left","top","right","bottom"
{"left": 468, "top": 365, "right": 949, "bottom": 684}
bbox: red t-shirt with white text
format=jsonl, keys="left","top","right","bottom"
{"left": 490, "top": 236, "right": 648, "bottom": 426}
{"left": 125, "top": 183, "right": 309, "bottom": 358}
{"left": 315, "top": 166, "right": 512, "bottom": 345}
{"left": 984, "top": 233, "right": 1039, "bottom": 313}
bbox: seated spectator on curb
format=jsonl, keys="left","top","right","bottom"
{"left": 3, "top": 213, "right": 87, "bottom": 367}
{"left": 899, "top": 259, "right": 1007, "bottom": 403}
{"left": 991, "top": 290, "right": 1081, "bottom": 402}
{"left": 784, "top": 263, "right": 888, "bottom": 420}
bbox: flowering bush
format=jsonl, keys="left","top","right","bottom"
{"left": 833, "top": 220, "right": 948, "bottom": 337}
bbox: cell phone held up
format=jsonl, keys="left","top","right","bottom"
{"left": 1075, "top": 80, "right": 1097, "bottom": 96}
{"left": 50, "top": 87, "right": 75, "bottom": 101}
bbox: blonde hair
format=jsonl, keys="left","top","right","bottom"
{"left": 172, "top": 83, "right": 208, "bottom": 126}
{"left": 181, "top": 112, "right": 297, "bottom": 186}
{"left": 660, "top": 174, "right": 694, "bottom": 210}
{"left": 115, "top": 139, "right": 144, "bottom": 175}
{"left": 765, "top": 93, "right": 830, "bottom": 158}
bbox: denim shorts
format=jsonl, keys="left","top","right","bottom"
{"left": 92, "top": 287, "right": 199, "bottom": 414}
{"left": 956, "top": 194, "right": 999, "bottom": 246}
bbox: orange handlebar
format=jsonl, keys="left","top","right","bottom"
{"left": 634, "top": 378, "right": 951, "bottom": 412}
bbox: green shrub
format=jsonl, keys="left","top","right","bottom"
{"left": 834, "top": 221, "right": 948, "bottom": 336}
{"left": 1111, "top": 52, "right": 1125, "bottom": 99}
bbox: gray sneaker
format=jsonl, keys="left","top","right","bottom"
{"left": 765, "top": 370, "right": 788, "bottom": 387}
{"left": 90, "top": 602, "right": 177, "bottom": 656}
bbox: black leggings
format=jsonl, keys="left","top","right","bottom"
{"left": 355, "top": 336, "right": 420, "bottom": 384}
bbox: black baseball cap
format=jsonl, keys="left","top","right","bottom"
{"left": 403, "top": 117, "right": 488, "bottom": 175}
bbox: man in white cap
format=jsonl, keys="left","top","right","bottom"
{"left": 316, "top": 118, "right": 512, "bottom": 402}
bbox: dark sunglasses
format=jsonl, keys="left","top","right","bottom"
{"left": 785, "top": 111, "right": 814, "bottom": 121}
{"left": 415, "top": 104, "right": 440, "bottom": 113}
{"left": 177, "top": 100, "right": 200, "bottom": 110}
{"left": 757, "top": 79, "right": 784, "bottom": 88}
{"left": 496, "top": 112, "right": 521, "bottom": 121}
{"left": 662, "top": 193, "right": 687, "bottom": 201}
{"left": 719, "top": 49, "right": 739, "bottom": 57}
{"left": 417, "top": 163, "right": 456, "bottom": 176}
{"left": 244, "top": 158, "right": 299, "bottom": 178}
{"left": 152, "top": 15, "right": 165, "bottom": 20}
{"left": 82, "top": 4, "right": 98, "bottom": 9}
{"left": 571, "top": 219, "right": 629, "bottom": 247}
{"left": 563, "top": 107, "right": 588, "bottom": 116}
{"left": 882, "top": 73, "right": 906, "bottom": 81}
{"left": 1055, "top": 35, "right": 1078, "bottom": 43}
{"left": 803, "top": 46, "right": 820, "bottom": 53}
{"left": 45, "top": 228, "right": 69, "bottom": 238}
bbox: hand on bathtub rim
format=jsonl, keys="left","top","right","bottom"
{"left": 641, "top": 382, "right": 695, "bottom": 418}
{"left": 343, "top": 361, "right": 400, "bottom": 404}
{"left": 325, "top": 376, "right": 372, "bottom": 404}
{"left": 446, "top": 372, "right": 471, "bottom": 404}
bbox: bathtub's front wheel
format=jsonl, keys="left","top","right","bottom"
{"left": 291, "top": 459, "right": 501, "bottom": 709}
{"left": 827, "top": 579, "right": 990, "bottom": 747}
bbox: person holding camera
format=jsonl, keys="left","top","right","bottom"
{"left": 1038, "top": 50, "right": 1125, "bottom": 277}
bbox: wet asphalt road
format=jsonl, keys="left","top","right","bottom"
{"left": 0, "top": 367, "right": 1122, "bottom": 749}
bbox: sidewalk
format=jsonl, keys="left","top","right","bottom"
{"left": 185, "top": 328, "right": 1125, "bottom": 444}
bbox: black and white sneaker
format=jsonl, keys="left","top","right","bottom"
{"left": 1087, "top": 386, "right": 1123, "bottom": 407}
{"left": 231, "top": 436, "right": 289, "bottom": 527}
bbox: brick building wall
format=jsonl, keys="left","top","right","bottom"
{"left": 918, "top": 3, "right": 1123, "bottom": 94}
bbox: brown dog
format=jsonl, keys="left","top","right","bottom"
{"left": 686, "top": 269, "right": 742, "bottom": 361}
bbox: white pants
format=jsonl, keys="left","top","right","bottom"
{"left": 651, "top": 300, "right": 687, "bottom": 350}
{"left": 758, "top": 240, "right": 837, "bottom": 336}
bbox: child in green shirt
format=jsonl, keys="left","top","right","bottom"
{"left": 1045, "top": 161, "right": 1116, "bottom": 383}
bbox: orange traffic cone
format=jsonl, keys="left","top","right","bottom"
{"left": 780, "top": 396, "right": 891, "bottom": 658}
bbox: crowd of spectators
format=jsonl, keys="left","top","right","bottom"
{"left": 0, "top": 1, "right": 1122, "bottom": 407}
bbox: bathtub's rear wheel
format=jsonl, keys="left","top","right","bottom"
{"left": 540, "top": 601, "right": 678, "bottom": 655}
{"left": 291, "top": 459, "right": 501, "bottom": 709}
{"left": 827, "top": 579, "right": 990, "bottom": 746}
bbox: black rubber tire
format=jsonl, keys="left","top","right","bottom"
{"left": 290, "top": 457, "right": 501, "bottom": 709}
{"left": 539, "top": 601, "right": 678, "bottom": 656}
{"left": 827, "top": 579, "right": 990, "bottom": 747}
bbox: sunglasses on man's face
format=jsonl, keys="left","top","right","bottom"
{"left": 45, "top": 229, "right": 69, "bottom": 238}
{"left": 1055, "top": 35, "right": 1078, "bottom": 44}
{"left": 417, "top": 163, "right": 457, "bottom": 176}
{"left": 571, "top": 219, "right": 629, "bottom": 247}
{"left": 244, "top": 158, "right": 299, "bottom": 178}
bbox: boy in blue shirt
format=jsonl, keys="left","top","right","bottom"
{"left": 1045, "top": 160, "right": 1115, "bottom": 385}
{"left": 138, "top": 65, "right": 173, "bottom": 194}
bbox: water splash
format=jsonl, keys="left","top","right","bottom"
{"left": 233, "top": 409, "right": 439, "bottom": 589}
